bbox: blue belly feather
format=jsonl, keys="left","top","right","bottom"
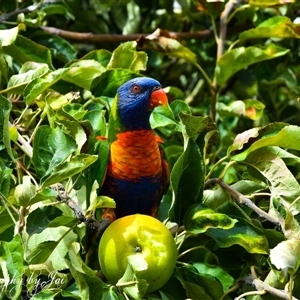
{"left": 101, "top": 175, "right": 162, "bottom": 218}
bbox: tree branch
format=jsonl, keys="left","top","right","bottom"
{"left": 205, "top": 178, "right": 280, "bottom": 226}
{"left": 238, "top": 267, "right": 299, "bottom": 300}
{"left": 53, "top": 184, "right": 111, "bottom": 237}
{"left": 40, "top": 26, "right": 212, "bottom": 43}
{"left": 217, "top": 0, "right": 235, "bottom": 59}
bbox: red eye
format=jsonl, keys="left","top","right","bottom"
{"left": 131, "top": 84, "right": 141, "bottom": 93}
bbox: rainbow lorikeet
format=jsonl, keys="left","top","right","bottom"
{"left": 85, "top": 77, "right": 169, "bottom": 268}
{"left": 100, "top": 77, "right": 170, "bottom": 220}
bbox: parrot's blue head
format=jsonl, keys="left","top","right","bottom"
{"left": 117, "top": 77, "right": 168, "bottom": 131}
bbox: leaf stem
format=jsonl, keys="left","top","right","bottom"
{"left": 177, "top": 245, "right": 206, "bottom": 260}
{"left": 28, "top": 111, "right": 45, "bottom": 144}
{"left": 176, "top": 232, "right": 191, "bottom": 252}
{"left": 226, "top": 4, "right": 250, "bottom": 25}
{"left": 17, "top": 161, "right": 39, "bottom": 188}
{"left": 227, "top": 39, "right": 241, "bottom": 52}
{"left": 219, "top": 282, "right": 242, "bottom": 300}
{"left": 210, "top": 16, "right": 219, "bottom": 44}
{"left": 219, "top": 160, "right": 236, "bottom": 180}
{"left": 288, "top": 195, "right": 300, "bottom": 210}
{"left": 235, "top": 290, "right": 266, "bottom": 300}
{"left": 0, "top": 193, "right": 18, "bottom": 225}
{"left": 205, "top": 155, "right": 229, "bottom": 181}
{"left": 194, "top": 63, "right": 213, "bottom": 88}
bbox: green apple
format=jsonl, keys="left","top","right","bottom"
{"left": 98, "top": 214, "right": 177, "bottom": 293}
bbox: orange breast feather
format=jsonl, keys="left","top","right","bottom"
{"left": 107, "top": 130, "right": 162, "bottom": 180}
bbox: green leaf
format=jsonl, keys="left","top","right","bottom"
{"left": 27, "top": 240, "right": 60, "bottom": 264}
{"left": 34, "top": 33, "right": 77, "bottom": 63}
{"left": 41, "top": 154, "right": 98, "bottom": 188}
{"left": 24, "top": 68, "right": 69, "bottom": 105}
{"left": 261, "top": 68, "right": 299, "bottom": 93}
{"left": 91, "top": 68, "right": 141, "bottom": 98}
{"left": 229, "top": 123, "right": 300, "bottom": 160}
{"left": 207, "top": 219, "right": 269, "bottom": 254}
{"left": 179, "top": 112, "right": 218, "bottom": 144}
{"left": 245, "top": 148, "right": 300, "bottom": 209}
{"left": 32, "top": 126, "right": 77, "bottom": 179}
{"left": 249, "top": 0, "right": 295, "bottom": 7}
{"left": 169, "top": 139, "right": 205, "bottom": 225}
{"left": 107, "top": 41, "right": 147, "bottom": 72}
{"left": 41, "top": 2, "right": 74, "bottom": 19}
{"left": 0, "top": 208, "right": 17, "bottom": 235}
{"left": 192, "top": 262, "right": 234, "bottom": 292}
{"left": 86, "top": 195, "right": 116, "bottom": 216}
{"left": 0, "top": 235, "right": 25, "bottom": 300}
{"left": 56, "top": 119, "right": 87, "bottom": 152}
{"left": 116, "top": 254, "right": 149, "bottom": 300}
{"left": 6, "top": 61, "right": 50, "bottom": 94}
{"left": 240, "top": 16, "right": 300, "bottom": 40}
{"left": 80, "top": 49, "right": 112, "bottom": 68}
{"left": 65, "top": 245, "right": 104, "bottom": 299}
{"left": 84, "top": 109, "right": 107, "bottom": 136}
{"left": 184, "top": 204, "right": 238, "bottom": 234}
{"left": 63, "top": 60, "right": 106, "bottom": 90}
{"left": 26, "top": 226, "right": 77, "bottom": 270}
{"left": 0, "top": 24, "right": 26, "bottom": 46}
{"left": 3, "top": 34, "right": 53, "bottom": 67}
{"left": 26, "top": 206, "right": 64, "bottom": 235}
{"left": 169, "top": 100, "right": 191, "bottom": 120}
{"left": 100, "top": 286, "right": 126, "bottom": 300}
{"left": 68, "top": 243, "right": 98, "bottom": 277}
{"left": 215, "top": 44, "right": 289, "bottom": 86}
{"left": 272, "top": 198, "right": 300, "bottom": 239}
{"left": 0, "top": 95, "right": 14, "bottom": 161}
{"left": 175, "top": 265, "right": 220, "bottom": 300}
{"left": 61, "top": 103, "right": 87, "bottom": 121}
{"left": 270, "top": 239, "right": 300, "bottom": 277}
{"left": 150, "top": 104, "right": 181, "bottom": 135}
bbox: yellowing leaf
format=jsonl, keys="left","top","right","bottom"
{"left": 0, "top": 24, "right": 25, "bottom": 47}
{"left": 184, "top": 204, "right": 237, "bottom": 234}
{"left": 240, "top": 16, "right": 300, "bottom": 40}
{"left": 270, "top": 239, "right": 300, "bottom": 276}
{"left": 249, "top": 0, "right": 295, "bottom": 7}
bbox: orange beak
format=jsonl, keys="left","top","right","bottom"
{"left": 149, "top": 88, "right": 168, "bottom": 109}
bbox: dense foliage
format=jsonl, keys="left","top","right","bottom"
{"left": 1, "top": 0, "right": 300, "bottom": 299}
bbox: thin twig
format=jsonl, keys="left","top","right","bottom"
{"left": 53, "top": 184, "right": 111, "bottom": 237}
{"left": 205, "top": 178, "right": 280, "bottom": 226}
{"left": 239, "top": 267, "right": 299, "bottom": 300}
{"left": 0, "top": 3, "right": 41, "bottom": 21}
